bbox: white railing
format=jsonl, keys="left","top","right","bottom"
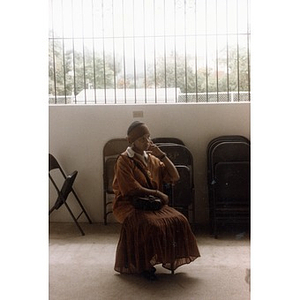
{"left": 49, "top": 90, "right": 250, "bottom": 104}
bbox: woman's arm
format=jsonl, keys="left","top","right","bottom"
{"left": 148, "top": 142, "right": 180, "bottom": 183}
{"left": 128, "top": 186, "right": 169, "bottom": 205}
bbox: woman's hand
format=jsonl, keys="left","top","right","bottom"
{"left": 131, "top": 187, "right": 169, "bottom": 205}
{"left": 147, "top": 142, "right": 165, "bottom": 158}
{"left": 155, "top": 190, "right": 169, "bottom": 205}
{"left": 148, "top": 142, "right": 180, "bottom": 183}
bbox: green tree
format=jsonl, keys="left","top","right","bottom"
{"left": 147, "top": 47, "right": 250, "bottom": 94}
{"left": 49, "top": 41, "right": 118, "bottom": 99}
{"left": 49, "top": 41, "right": 250, "bottom": 101}
{"left": 218, "top": 46, "right": 250, "bottom": 92}
{"left": 49, "top": 39, "right": 73, "bottom": 96}
{"left": 148, "top": 53, "right": 196, "bottom": 93}
{"left": 65, "top": 49, "right": 116, "bottom": 95}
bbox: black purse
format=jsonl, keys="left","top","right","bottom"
{"left": 132, "top": 195, "right": 162, "bottom": 211}
{"left": 130, "top": 158, "right": 162, "bottom": 211}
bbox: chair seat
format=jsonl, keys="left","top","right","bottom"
{"left": 53, "top": 171, "right": 78, "bottom": 210}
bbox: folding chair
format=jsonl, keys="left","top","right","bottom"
{"left": 157, "top": 144, "right": 195, "bottom": 229}
{"left": 49, "top": 154, "right": 92, "bottom": 236}
{"left": 103, "top": 138, "right": 129, "bottom": 224}
{"left": 207, "top": 136, "right": 250, "bottom": 238}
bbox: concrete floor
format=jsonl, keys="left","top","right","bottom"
{"left": 49, "top": 222, "right": 250, "bottom": 300}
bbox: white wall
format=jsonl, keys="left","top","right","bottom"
{"left": 49, "top": 102, "right": 250, "bottom": 226}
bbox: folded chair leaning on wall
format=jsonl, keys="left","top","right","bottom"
{"left": 49, "top": 154, "right": 92, "bottom": 236}
{"left": 207, "top": 136, "right": 250, "bottom": 238}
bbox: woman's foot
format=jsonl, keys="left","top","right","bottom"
{"left": 142, "top": 267, "right": 157, "bottom": 281}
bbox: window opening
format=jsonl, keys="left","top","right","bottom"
{"left": 49, "top": 0, "right": 251, "bottom": 104}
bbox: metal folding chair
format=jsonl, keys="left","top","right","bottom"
{"left": 49, "top": 154, "right": 92, "bottom": 235}
{"left": 207, "top": 136, "right": 250, "bottom": 238}
{"left": 157, "top": 143, "right": 195, "bottom": 229}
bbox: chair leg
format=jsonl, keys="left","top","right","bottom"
{"left": 64, "top": 202, "right": 85, "bottom": 236}
{"left": 192, "top": 199, "right": 196, "bottom": 232}
{"left": 104, "top": 211, "right": 113, "bottom": 225}
{"left": 104, "top": 192, "right": 108, "bottom": 225}
{"left": 171, "top": 239, "right": 176, "bottom": 275}
{"left": 214, "top": 218, "right": 218, "bottom": 239}
{"left": 71, "top": 190, "right": 93, "bottom": 224}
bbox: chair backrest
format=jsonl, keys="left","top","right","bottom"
{"left": 158, "top": 144, "right": 194, "bottom": 195}
{"left": 207, "top": 136, "right": 250, "bottom": 168}
{"left": 49, "top": 153, "right": 64, "bottom": 173}
{"left": 49, "top": 153, "right": 68, "bottom": 194}
{"left": 207, "top": 135, "right": 249, "bottom": 154}
{"left": 104, "top": 157, "right": 117, "bottom": 193}
{"left": 172, "top": 165, "right": 193, "bottom": 206}
{"left": 211, "top": 141, "right": 250, "bottom": 165}
{"left": 214, "top": 161, "right": 250, "bottom": 203}
{"left": 103, "top": 138, "right": 129, "bottom": 194}
{"left": 49, "top": 153, "right": 69, "bottom": 194}
{"left": 158, "top": 144, "right": 193, "bottom": 167}
{"left": 209, "top": 142, "right": 250, "bottom": 184}
{"left": 152, "top": 137, "right": 185, "bottom": 145}
{"left": 207, "top": 136, "right": 250, "bottom": 183}
{"left": 103, "top": 138, "right": 129, "bottom": 157}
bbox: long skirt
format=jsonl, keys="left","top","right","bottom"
{"left": 114, "top": 205, "right": 200, "bottom": 274}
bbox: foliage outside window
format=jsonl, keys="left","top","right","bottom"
{"left": 49, "top": 0, "right": 250, "bottom": 104}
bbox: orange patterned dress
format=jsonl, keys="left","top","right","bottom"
{"left": 112, "top": 150, "right": 200, "bottom": 274}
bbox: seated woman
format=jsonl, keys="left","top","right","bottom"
{"left": 112, "top": 121, "right": 200, "bottom": 280}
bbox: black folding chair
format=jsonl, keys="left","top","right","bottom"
{"left": 207, "top": 136, "right": 250, "bottom": 238}
{"left": 49, "top": 154, "right": 92, "bottom": 235}
{"left": 157, "top": 144, "right": 195, "bottom": 229}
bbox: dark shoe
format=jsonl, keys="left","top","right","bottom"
{"left": 142, "top": 268, "right": 157, "bottom": 281}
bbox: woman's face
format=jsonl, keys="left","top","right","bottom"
{"left": 133, "top": 134, "right": 151, "bottom": 153}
